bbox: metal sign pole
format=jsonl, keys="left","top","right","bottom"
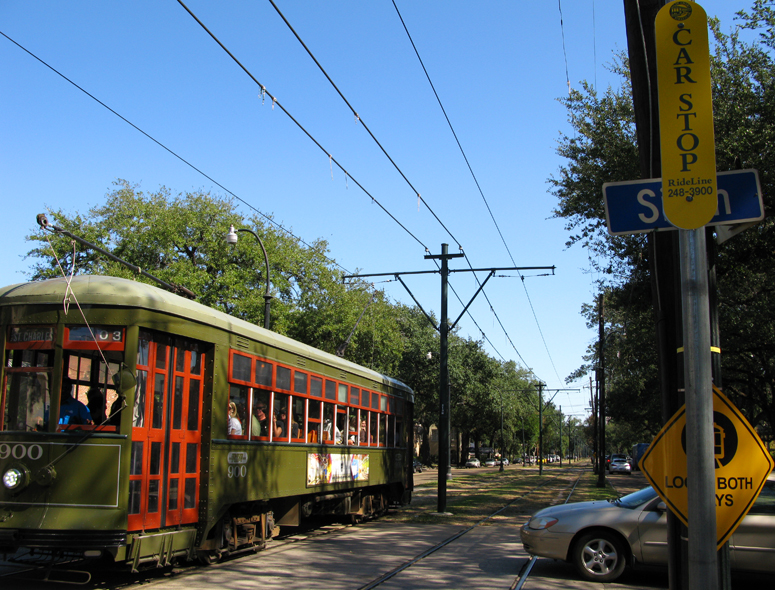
{"left": 679, "top": 227, "right": 717, "bottom": 590}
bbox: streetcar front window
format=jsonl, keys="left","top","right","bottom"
{"left": 2, "top": 348, "right": 54, "bottom": 432}
{"left": 3, "top": 372, "right": 51, "bottom": 432}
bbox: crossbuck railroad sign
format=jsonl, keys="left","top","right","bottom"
{"left": 640, "top": 386, "right": 774, "bottom": 548}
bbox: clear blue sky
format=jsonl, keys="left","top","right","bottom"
{"left": 1, "top": 1, "right": 745, "bottom": 421}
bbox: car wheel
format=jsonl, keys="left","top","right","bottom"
{"left": 572, "top": 530, "right": 627, "bottom": 583}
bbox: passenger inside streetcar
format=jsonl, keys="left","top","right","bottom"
{"left": 59, "top": 378, "right": 93, "bottom": 425}
{"left": 228, "top": 401, "right": 242, "bottom": 435}
{"left": 87, "top": 387, "right": 106, "bottom": 425}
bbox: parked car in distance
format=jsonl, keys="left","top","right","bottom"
{"left": 483, "top": 458, "right": 497, "bottom": 467}
{"left": 608, "top": 457, "right": 632, "bottom": 475}
{"left": 606, "top": 453, "right": 626, "bottom": 471}
{"left": 502, "top": 458, "right": 509, "bottom": 466}
{"left": 465, "top": 457, "right": 481, "bottom": 468}
{"left": 412, "top": 458, "right": 423, "bottom": 473}
{"left": 521, "top": 478, "right": 775, "bottom": 583}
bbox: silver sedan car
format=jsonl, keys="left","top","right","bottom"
{"left": 520, "top": 477, "right": 775, "bottom": 583}
{"left": 609, "top": 457, "right": 632, "bottom": 475}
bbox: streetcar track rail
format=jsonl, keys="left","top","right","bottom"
{"left": 357, "top": 468, "right": 587, "bottom": 590}
{"left": 2, "top": 467, "right": 607, "bottom": 589}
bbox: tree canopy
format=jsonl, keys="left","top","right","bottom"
{"left": 550, "top": 2, "right": 775, "bottom": 448}
{"left": 25, "top": 179, "right": 541, "bottom": 460}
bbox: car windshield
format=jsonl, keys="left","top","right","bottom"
{"left": 613, "top": 486, "right": 658, "bottom": 509}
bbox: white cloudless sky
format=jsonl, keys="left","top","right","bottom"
{"left": 1, "top": 1, "right": 746, "bottom": 420}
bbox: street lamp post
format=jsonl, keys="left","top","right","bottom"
{"left": 226, "top": 225, "right": 273, "bottom": 330}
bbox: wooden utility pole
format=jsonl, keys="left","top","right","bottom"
{"left": 623, "top": 1, "right": 687, "bottom": 587}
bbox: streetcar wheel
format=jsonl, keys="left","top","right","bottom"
{"left": 571, "top": 531, "right": 627, "bottom": 583}
{"left": 197, "top": 550, "right": 221, "bottom": 566}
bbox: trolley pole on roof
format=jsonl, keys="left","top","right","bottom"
{"left": 343, "top": 244, "right": 555, "bottom": 515}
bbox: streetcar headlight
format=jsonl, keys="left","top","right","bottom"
{"left": 3, "top": 465, "right": 30, "bottom": 492}
{"left": 3, "top": 468, "right": 23, "bottom": 490}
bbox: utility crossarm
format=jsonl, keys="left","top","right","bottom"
{"left": 344, "top": 245, "right": 555, "bottom": 511}
{"left": 343, "top": 264, "right": 555, "bottom": 334}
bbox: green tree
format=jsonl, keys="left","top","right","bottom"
{"left": 25, "top": 180, "right": 407, "bottom": 374}
{"left": 551, "top": 3, "right": 775, "bottom": 440}
{"left": 393, "top": 305, "right": 440, "bottom": 462}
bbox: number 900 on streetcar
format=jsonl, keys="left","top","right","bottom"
{"left": 0, "top": 275, "right": 414, "bottom": 570}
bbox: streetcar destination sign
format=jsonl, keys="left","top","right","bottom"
{"left": 640, "top": 386, "right": 775, "bottom": 548}
{"left": 656, "top": 1, "right": 717, "bottom": 229}
{"left": 603, "top": 169, "right": 763, "bottom": 235}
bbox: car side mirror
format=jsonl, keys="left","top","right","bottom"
{"left": 657, "top": 501, "right": 667, "bottom": 512}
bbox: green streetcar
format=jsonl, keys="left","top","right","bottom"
{"left": 0, "top": 275, "right": 414, "bottom": 570}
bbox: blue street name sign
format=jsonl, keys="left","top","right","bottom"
{"left": 603, "top": 169, "right": 763, "bottom": 236}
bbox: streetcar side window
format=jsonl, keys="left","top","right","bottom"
{"left": 310, "top": 376, "right": 322, "bottom": 398}
{"left": 337, "top": 383, "right": 347, "bottom": 404}
{"left": 294, "top": 371, "right": 307, "bottom": 394}
{"left": 347, "top": 408, "right": 358, "bottom": 445}
{"left": 228, "top": 384, "right": 248, "bottom": 439}
{"left": 336, "top": 407, "right": 347, "bottom": 445}
{"left": 369, "top": 411, "right": 378, "bottom": 446}
{"left": 358, "top": 410, "right": 368, "bottom": 446}
{"left": 291, "top": 396, "right": 304, "bottom": 442}
{"left": 276, "top": 366, "right": 291, "bottom": 391}
{"left": 232, "top": 353, "right": 252, "bottom": 382}
{"left": 324, "top": 380, "right": 336, "bottom": 401}
{"left": 379, "top": 414, "right": 387, "bottom": 446}
{"left": 272, "top": 392, "right": 290, "bottom": 442}
{"left": 250, "top": 389, "right": 271, "bottom": 439}
{"left": 256, "top": 360, "right": 272, "bottom": 387}
{"left": 307, "top": 398, "right": 321, "bottom": 443}
{"left": 322, "top": 402, "right": 336, "bottom": 443}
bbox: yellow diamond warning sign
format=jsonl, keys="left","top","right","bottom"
{"left": 640, "top": 386, "right": 774, "bottom": 548}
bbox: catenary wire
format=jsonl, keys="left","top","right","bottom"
{"left": 559, "top": 0, "right": 572, "bottom": 95}
{"left": 261, "top": 0, "right": 538, "bottom": 370}
{"left": 265, "top": 0, "right": 461, "bottom": 250}
{"left": 0, "top": 29, "right": 352, "bottom": 276}
{"left": 391, "top": 2, "right": 564, "bottom": 385}
{"left": 175, "top": 0, "right": 429, "bottom": 253}
{"left": 1, "top": 23, "right": 519, "bottom": 374}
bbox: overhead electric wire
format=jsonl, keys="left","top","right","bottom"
{"left": 559, "top": 0, "right": 572, "bottom": 95}
{"left": 391, "top": 2, "right": 563, "bottom": 385}
{"left": 0, "top": 29, "right": 350, "bottom": 275}
{"left": 262, "top": 0, "right": 535, "bottom": 369}
{"left": 265, "top": 0, "right": 461, "bottom": 250}
{"left": 175, "top": 0, "right": 429, "bottom": 254}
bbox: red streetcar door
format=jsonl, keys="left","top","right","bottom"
{"left": 128, "top": 332, "right": 205, "bottom": 532}
{"left": 165, "top": 344, "right": 204, "bottom": 526}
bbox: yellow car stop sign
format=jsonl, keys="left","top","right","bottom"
{"left": 656, "top": 1, "right": 718, "bottom": 229}
{"left": 640, "top": 386, "right": 774, "bottom": 548}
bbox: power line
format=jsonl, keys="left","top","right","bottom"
{"left": 390, "top": 2, "right": 564, "bottom": 385}
{"left": 265, "top": 0, "right": 461, "bottom": 249}
{"left": 0, "top": 29, "right": 349, "bottom": 275}
{"left": 176, "top": 0, "right": 430, "bottom": 253}
{"left": 559, "top": 0, "right": 572, "bottom": 95}
{"left": 259, "top": 0, "right": 539, "bottom": 371}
